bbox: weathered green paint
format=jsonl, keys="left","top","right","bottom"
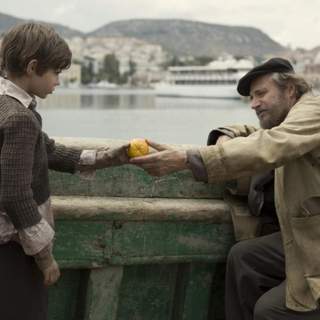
{"left": 51, "top": 196, "right": 234, "bottom": 267}
{"left": 53, "top": 221, "right": 112, "bottom": 268}
{"left": 116, "top": 264, "right": 177, "bottom": 320}
{"left": 177, "top": 263, "right": 214, "bottom": 320}
{"left": 46, "top": 138, "right": 236, "bottom": 320}
{"left": 50, "top": 136, "right": 225, "bottom": 199}
{"left": 49, "top": 167, "right": 225, "bottom": 199}
{"left": 84, "top": 267, "right": 123, "bottom": 320}
{"left": 111, "top": 222, "right": 234, "bottom": 262}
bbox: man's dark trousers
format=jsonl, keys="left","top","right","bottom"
{"left": 225, "top": 232, "right": 320, "bottom": 319}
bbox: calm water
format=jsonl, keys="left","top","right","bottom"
{"left": 38, "top": 88, "right": 258, "bottom": 146}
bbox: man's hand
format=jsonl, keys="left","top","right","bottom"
{"left": 130, "top": 140, "right": 188, "bottom": 176}
{"left": 95, "top": 143, "right": 130, "bottom": 169}
{"left": 34, "top": 246, "right": 60, "bottom": 286}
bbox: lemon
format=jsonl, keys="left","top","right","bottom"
{"left": 128, "top": 139, "right": 149, "bottom": 158}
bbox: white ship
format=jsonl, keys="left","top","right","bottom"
{"left": 154, "top": 57, "right": 254, "bottom": 99}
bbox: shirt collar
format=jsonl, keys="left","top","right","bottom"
{"left": 0, "top": 76, "right": 34, "bottom": 108}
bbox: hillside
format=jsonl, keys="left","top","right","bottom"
{"left": 89, "top": 19, "right": 286, "bottom": 57}
{"left": 0, "top": 12, "right": 83, "bottom": 38}
{"left": 0, "top": 13, "right": 286, "bottom": 57}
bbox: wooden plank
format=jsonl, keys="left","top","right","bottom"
{"left": 49, "top": 167, "right": 224, "bottom": 199}
{"left": 112, "top": 222, "right": 234, "bottom": 262}
{"left": 52, "top": 196, "right": 231, "bottom": 223}
{"left": 110, "top": 255, "right": 228, "bottom": 265}
{"left": 84, "top": 267, "right": 124, "bottom": 320}
{"left": 180, "top": 263, "right": 214, "bottom": 320}
{"left": 52, "top": 199, "right": 233, "bottom": 266}
{"left": 116, "top": 264, "right": 177, "bottom": 320}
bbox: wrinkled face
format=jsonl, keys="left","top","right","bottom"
{"left": 249, "top": 74, "right": 294, "bottom": 129}
{"left": 28, "top": 69, "right": 61, "bottom": 99}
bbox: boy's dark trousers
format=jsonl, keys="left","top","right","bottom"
{"left": 225, "top": 232, "right": 320, "bottom": 320}
{"left": 0, "top": 241, "right": 48, "bottom": 320}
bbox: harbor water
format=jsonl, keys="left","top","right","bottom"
{"left": 38, "top": 88, "right": 258, "bottom": 146}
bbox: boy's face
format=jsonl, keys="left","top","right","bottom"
{"left": 29, "top": 68, "right": 60, "bottom": 99}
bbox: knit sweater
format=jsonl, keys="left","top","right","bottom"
{"left": 0, "top": 95, "right": 81, "bottom": 229}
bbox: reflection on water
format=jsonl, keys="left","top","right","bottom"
{"left": 39, "top": 89, "right": 155, "bottom": 109}
{"left": 38, "top": 88, "right": 258, "bottom": 145}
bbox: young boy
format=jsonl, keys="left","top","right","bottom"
{"left": 0, "top": 22, "right": 128, "bottom": 320}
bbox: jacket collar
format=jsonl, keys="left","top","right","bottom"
{"left": 0, "top": 76, "right": 34, "bottom": 108}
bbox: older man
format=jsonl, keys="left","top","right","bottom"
{"left": 131, "top": 58, "right": 320, "bottom": 320}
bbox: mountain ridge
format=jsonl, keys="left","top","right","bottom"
{"left": 0, "top": 12, "right": 83, "bottom": 38}
{"left": 0, "top": 13, "right": 286, "bottom": 57}
{"left": 88, "top": 19, "right": 285, "bottom": 57}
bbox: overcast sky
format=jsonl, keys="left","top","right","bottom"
{"left": 1, "top": 0, "right": 320, "bottom": 49}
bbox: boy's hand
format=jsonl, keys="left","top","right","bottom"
{"left": 34, "top": 245, "right": 60, "bottom": 286}
{"left": 95, "top": 144, "right": 130, "bottom": 168}
{"left": 42, "top": 259, "right": 60, "bottom": 286}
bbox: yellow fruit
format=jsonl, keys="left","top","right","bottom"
{"left": 128, "top": 139, "right": 149, "bottom": 158}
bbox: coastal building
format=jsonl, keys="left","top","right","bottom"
{"left": 66, "top": 37, "right": 168, "bottom": 83}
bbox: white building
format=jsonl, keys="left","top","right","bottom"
{"left": 66, "top": 37, "right": 168, "bottom": 80}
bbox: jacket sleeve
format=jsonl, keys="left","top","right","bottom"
{"left": 207, "top": 125, "right": 258, "bottom": 145}
{"left": 1, "top": 113, "right": 41, "bottom": 229}
{"left": 194, "top": 125, "right": 258, "bottom": 179}
{"left": 43, "top": 132, "right": 82, "bottom": 173}
{"left": 218, "top": 124, "right": 258, "bottom": 137}
{"left": 199, "top": 96, "right": 320, "bottom": 183}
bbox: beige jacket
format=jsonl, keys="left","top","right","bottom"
{"left": 199, "top": 93, "right": 320, "bottom": 311}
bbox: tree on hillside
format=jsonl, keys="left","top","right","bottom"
{"left": 118, "top": 59, "right": 137, "bottom": 84}
{"left": 128, "top": 60, "right": 137, "bottom": 76}
{"left": 81, "top": 60, "right": 95, "bottom": 84}
{"left": 100, "top": 54, "right": 120, "bottom": 83}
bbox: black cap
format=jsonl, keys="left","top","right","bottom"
{"left": 237, "top": 57, "right": 294, "bottom": 96}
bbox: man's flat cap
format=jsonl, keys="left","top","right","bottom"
{"left": 237, "top": 57, "right": 294, "bottom": 96}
